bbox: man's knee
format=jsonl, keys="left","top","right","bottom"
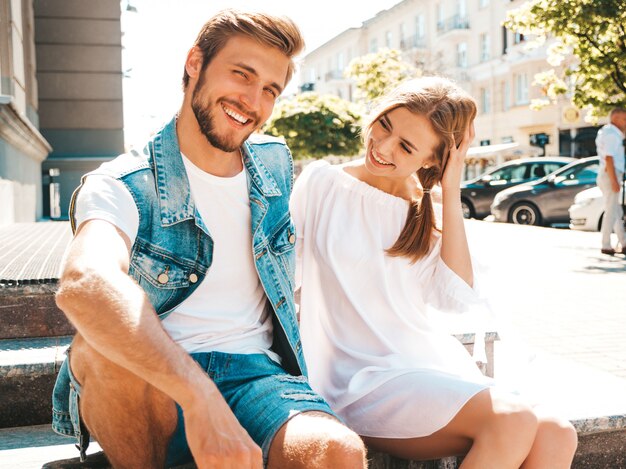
{"left": 322, "top": 428, "right": 367, "bottom": 468}
{"left": 268, "top": 411, "right": 366, "bottom": 468}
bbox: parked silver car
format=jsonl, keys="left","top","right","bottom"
{"left": 490, "top": 157, "right": 599, "bottom": 226}
{"left": 460, "top": 157, "right": 574, "bottom": 219}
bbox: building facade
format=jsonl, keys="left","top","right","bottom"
{"left": 0, "top": 0, "right": 124, "bottom": 225}
{"left": 300, "top": 0, "right": 601, "bottom": 167}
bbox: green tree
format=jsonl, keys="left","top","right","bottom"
{"left": 505, "top": 0, "right": 626, "bottom": 119}
{"left": 263, "top": 92, "right": 363, "bottom": 159}
{"left": 344, "top": 48, "right": 418, "bottom": 105}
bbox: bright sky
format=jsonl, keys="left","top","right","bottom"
{"left": 121, "top": 0, "right": 402, "bottom": 146}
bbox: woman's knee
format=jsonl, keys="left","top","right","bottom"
{"left": 486, "top": 393, "right": 539, "bottom": 442}
{"left": 537, "top": 416, "right": 578, "bottom": 456}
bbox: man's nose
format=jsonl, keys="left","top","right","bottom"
{"left": 240, "top": 86, "right": 262, "bottom": 113}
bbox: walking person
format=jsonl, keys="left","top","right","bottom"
{"left": 292, "top": 77, "right": 578, "bottom": 468}
{"left": 596, "top": 107, "right": 626, "bottom": 255}
{"left": 51, "top": 9, "right": 365, "bottom": 469}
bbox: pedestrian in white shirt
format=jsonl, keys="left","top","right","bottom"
{"left": 596, "top": 107, "right": 626, "bottom": 255}
{"left": 292, "top": 77, "right": 577, "bottom": 468}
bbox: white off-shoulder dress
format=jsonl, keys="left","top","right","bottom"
{"left": 291, "top": 160, "right": 493, "bottom": 438}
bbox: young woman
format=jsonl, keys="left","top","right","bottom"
{"left": 291, "top": 77, "right": 577, "bottom": 468}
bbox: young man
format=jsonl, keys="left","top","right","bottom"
{"left": 51, "top": 10, "right": 366, "bottom": 469}
{"left": 596, "top": 107, "right": 626, "bottom": 255}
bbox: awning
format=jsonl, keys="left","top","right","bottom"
{"left": 467, "top": 142, "right": 542, "bottom": 160}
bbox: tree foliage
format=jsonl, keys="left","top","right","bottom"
{"left": 344, "top": 48, "right": 419, "bottom": 105}
{"left": 505, "top": 0, "right": 626, "bottom": 119}
{"left": 263, "top": 92, "right": 363, "bottom": 159}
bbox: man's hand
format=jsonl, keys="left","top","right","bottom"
{"left": 184, "top": 392, "right": 263, "bottom": 469}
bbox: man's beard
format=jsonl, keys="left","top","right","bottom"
{"left": 191, "top": 76, "right": 257, "bottom": 152}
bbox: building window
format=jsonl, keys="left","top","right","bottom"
{"left": 370, "top": 38, "right": 378, "bottom": 53}
{"left": 479, "top": 0, "right": 489, "bottom": 7}
{"left": 399, "top": 23, "right": 405, "bottom": 43}
{"left": 502, "top": 26, "right": 508, "bottom": 55}
{"left": 416, "top": 14, "right": 425, "bottom": 38}
{"left": 309, "top": 68, "right": 316, "bottom": 82}
{"left": 385, "top": 31, "right": 392, "bottom": 48}
{"left": 502, "top": 80, "right": 511, "bottom": 111}
{"left": 337, "top": 52, "right": 344, "bottom": 71}
{"left": 515, "top": 73, "right": 529, "bottom": 105}
{"left": 437, "top": 3, "right": 444, "bottom": 30}
{"left": 456, "top": 42, "right": 468, "bottom": 68}
{"left": 457, "top": 0, "right": 467, "bottom": 18}
{"left": 481, "top": 87, "right": 491, "bottom": 113}
{"left": 514, "top": 32, "right": 525, "bottom": 44}
{"left": 480, "top": 33, "right": 490, "bottom": 62}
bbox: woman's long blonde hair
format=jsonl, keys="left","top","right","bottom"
{"left": 363, "top": 76, "right": 477, "bottom": 262}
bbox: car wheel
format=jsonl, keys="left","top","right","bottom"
{"left": 461, "top": 198, "right": 475, "bottom": 219}
{"left": 509, "top": 202, "right": 542, "bottom": 226}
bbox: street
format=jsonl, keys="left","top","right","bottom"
{"left": 465, "top": 219, "right": 626, "bottom": 381}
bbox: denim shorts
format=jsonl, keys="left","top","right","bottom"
{"left": 52, "top": 350, "right": 337, "bottom": 467}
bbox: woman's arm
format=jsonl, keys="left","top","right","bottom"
{"left": 439, "top": 123, "right": 475, "bottom": 287}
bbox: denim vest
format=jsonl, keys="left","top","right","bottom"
{"left": 52, "top": 117, "right": 305, "bottom": 438}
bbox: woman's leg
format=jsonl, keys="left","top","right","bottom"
{"left": 521, "top": 407, "right": 577, "bottom": 469}
{"left": 362, "top": 388, "right": 539, "bottom": 469}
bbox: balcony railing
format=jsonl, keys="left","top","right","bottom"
{"left": 437, "top": 14, "right": 470, "bottom": 35}
{"left": 324, "top": 70, "right": 344, "bottom": 82}
{"left": 400, "top": 35, "right": 427, "bottom": 50}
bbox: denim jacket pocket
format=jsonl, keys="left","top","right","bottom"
{"left": 129, "top": 239, "right": 199, "bottom": 315}
{"left": 269, "top": 216, "right": 296, "bottom": 255}
{"left": 268, "top": 216, "right": 296, "bottom": 290}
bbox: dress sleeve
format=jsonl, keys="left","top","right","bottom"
{"left": 423, "top": 237, "right": 487, "bottom": 313}
{"left": 74, "top": 175, "right": 140, "bottom": 244}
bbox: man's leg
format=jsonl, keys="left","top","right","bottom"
{"left": 70, "top": 334, "right": 179, "bottom": 469}
{"left": 599, "top": 174, "right": 618, "bottom": 250}
{"left": 266, "top": 411, "right": 366, "bottom": 469}
{"left": 612, "top": 172, "right": 626, "bottom": 248}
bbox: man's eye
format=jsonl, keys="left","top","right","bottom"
{"left": 234, "top": 70, "right": 248, "bottom": 79}
{"left": 264, "top": 87, "right": 277, "bottom": 98}
{"left": 379, "top": 118, "right": 389, "bottom": 130}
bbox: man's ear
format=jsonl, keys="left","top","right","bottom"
{"left": 184, "top": 46, "right": 203, "bottom": 80}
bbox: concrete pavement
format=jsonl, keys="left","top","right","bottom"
{"left": 465, "top": 219, "right": 626, "bottom": 380}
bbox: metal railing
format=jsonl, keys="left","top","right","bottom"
{"left": 400, "top": 35, "right": 427, "bottom": 50}
{"left": 324, "top": 70, "right": 344, "bottom": 81}
{"left": 437, "top": 14, "right": 470, "bottom": 35}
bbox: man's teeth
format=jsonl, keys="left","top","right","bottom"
{"left": 373, "top": 152, "right": 392, "bottom": 165}
{"left": 223, "top": 105, "right": 249, "bottom": 124}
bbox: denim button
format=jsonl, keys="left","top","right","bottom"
{"left": 288, "top": 234, "right": 296, "bottom": 244}
{"left": 189, "top": 273, "right": 198, "bottom": 283}
{"left": 157, "top": 273, "right": 169, "bottom": 284}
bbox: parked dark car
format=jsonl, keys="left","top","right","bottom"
{"left": 460, "top": 157, "right": 574, "bottom": 219}
{"left": 490, "top": 156, "right": 599, "bottom": 226}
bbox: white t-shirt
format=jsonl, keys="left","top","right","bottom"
{"left": 596, "top": 123, "right": 625, "bottom": 173}
{"left": 75, "top": 154, "right": 278, "bottom": 360}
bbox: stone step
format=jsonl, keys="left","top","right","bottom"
{"left": 0, "top": 284, "right": 74, "bottom": 340}
{"left": 0, "top": 423, "right": 624, "bottom": 469}
{"left": 1, "top": 343, "right": 625, "bottom": 467}
{"left": 0, "top": 336, "right": 71, "bottom": 428}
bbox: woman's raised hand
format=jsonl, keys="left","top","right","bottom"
{"left": 441, "top": 122, "right": 475, "bottom": 192}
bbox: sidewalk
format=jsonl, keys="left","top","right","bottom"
{"left": 465, "top": 220, "right": 626, "bottom": 381}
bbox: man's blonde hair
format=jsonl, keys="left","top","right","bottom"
{"left": 182, "top": 9, "right": 304, "bottom": 89}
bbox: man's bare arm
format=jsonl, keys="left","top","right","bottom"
{"left": 56, "top": 219, "right": 262, "bottom": 469}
